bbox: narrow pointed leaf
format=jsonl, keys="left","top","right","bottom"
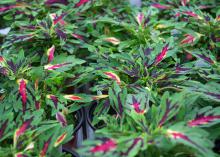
{"left": 46, "top": 45, "right": 55, "bottom": 63}
{"left": 54, "top": 132, "right": 67, "bottom": 147}
{"left": 104, "top": 72, "right": 121, "bottom": 85}
{"left": 56, "top": 112, "right": 67, "bottom": 127}
{"left": 63, "top": 95, "right": 82, "bottom": 101}
{"left": 90, "top": 139, "right": 117, "bottom": 153}
{"left": 17, "top": 79, "right": 28, "bottom": 113}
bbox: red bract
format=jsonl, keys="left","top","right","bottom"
{"left": 154, "top": 44, "right": 169, "bottom": 65}
{"left": 44, "top": 62, "right": 71, "bottom": 70}
{"left": 188, "top": 115, "right": 220, "bottom": 127}
{"left": 39, "top": 137, "right": 52, "bottom": 157}
{"left": 17, "top": 79, "right": 28, "bottom": 113}
{"left": 104, "top": 72, "right": 121, "bottom": 85}
{"left": 46, "top": 45, "right": 55, "bottom": 63}
{"left": 180, "top": 34, "right": 195, "bottom": 45}
{"left": 151, "top": 3, "right": 170, "bottom": 9}
{"left": 75, "top": 0, "right": 90, "bottom": 7}
{"left": 90, "top": 139, "right": 117, "bottom": 153}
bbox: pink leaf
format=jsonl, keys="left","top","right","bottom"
{"left": 35, "top": 101, "right": 41, "bottom": 110}
{"left": 0, "top": 5, "right": 16, "bottom": 13}
{"left": 75, "top": 0, "right": 90, "bottom": 7}
{"left": 182, "top": 11, "right": 200, "bottom": 19}
{"left": 180, "top": 34, "right": 195, "bottom": 45}
{"left": 39, "top": 137, "right": 52, "bottom": 157}
{"left": 47, "top": 94, "right": 58, "bottom": 108}
{"left": 188, "top": 115, "right": 220, "bottom": 127}
{"left": 64, "top": 95, "right": 82, "bottom": 101}
{"left": 122, "top": 138, "right": 143, "bottom": 156}
{"left": 104, "top": 72, "right": 121, "bottom": 85}
{"left": 0, "top": 56, "right": 5, "bottom": 63}
{"left": 151, "top": 3, "right": 170, "bottom": 9}
{"left": 158, "top": 100, "right": 178, "bottom": 127}
{"left": 54, "top": 132, "right": 67, "bottom": 147}
{"left": 44, "top": 62, "right": 71, "bottom": 70}
{"left": 167, "top": 130, "right": 204, "bottom": 151}
{"left": 181, "top": 0, "right": 190, "bottom": 6}
{"left": 104, "top": 37, "right": 120, "bottom": 45}
{"left": 72, "top": 33, "right": 84, "bottom": 40}
{"left": 50, "top": 13, "right": 66, "bottom": 26}
{"left": 131, "top": 96, "right": 145, "bottom": 114}
{"left": 15, "top": 152, "right": 26, "bottom": 157}
{"left": 136, "top": 13, "right": 144, "bottom": 26}
{"left": 154, "top": 44, "right": 169, "bottom": 65}
{"left": 47, "top": 45, "right": 55, "bottom": 63}
{"left": 56, "top": 112, "right": 67, "bottom": 127}
{"left": 14, "top": 118, "right": 33, "bottom": 144}
{"left": 90, "top": 139, "right": 117, "bottom": 153}
{"left": 92, "top": 95, "right": 109, "bottom": 100}
{"left": 17, "top": 79, "right": 28, "bottom": 113}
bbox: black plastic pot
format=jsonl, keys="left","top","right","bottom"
{"left": 62, "top": 83, "right": 97, "bottom": 156}
{"left": 85, "top": 103, "right": 97, "bottom": 137}
{"left": 214, "top": 139, "right": 220, "bottom": 154}
{"left": 62, "top": 147, "right": 79, "bottom": 157}
{"left": 61, "top": 109, "right": 84, "bottom": 157}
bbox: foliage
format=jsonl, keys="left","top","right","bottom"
{"left": 0, "top": 0, "right": 220, "bottom": 156}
